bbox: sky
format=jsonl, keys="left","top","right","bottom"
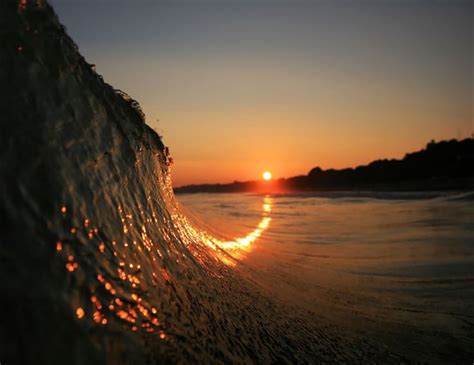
{"left": 51, "top": 0, "right": 473, "bottom": 187}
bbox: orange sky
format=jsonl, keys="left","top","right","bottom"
{"left": 53, "top": 1, "right": 473, "bottom": 187}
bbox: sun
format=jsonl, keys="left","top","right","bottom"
{"left": 262, "top": 171, "right": 272, "bottom": 181}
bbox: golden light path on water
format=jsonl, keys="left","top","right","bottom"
{"left": 54, "top": 191, "right": 272, "bottom": 336}
{"left": 174, "top": 195, "right": 272, "bottom": 265}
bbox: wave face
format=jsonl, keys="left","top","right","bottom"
{"left": 0, "top": 2, "right": 411, "bottom": 364}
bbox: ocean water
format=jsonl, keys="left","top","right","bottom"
{"left": 177, "top": 192, "right": 474, "bottom": 362}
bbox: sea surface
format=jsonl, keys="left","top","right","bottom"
{"left": 177, "top": 191, "right": 474, "bottom": 362}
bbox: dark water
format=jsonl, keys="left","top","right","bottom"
{"left": 177, "top": 192, "right": 474, "bottom": 362}
{"left": 1, "top": 1, "right": 473, "bottom": 364}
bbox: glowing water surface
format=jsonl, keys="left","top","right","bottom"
{"left": 177, "top": 191, "right": 474, "bottom": 361}
{"left": 52, "top": 189, "right": 273, "bottom": 339}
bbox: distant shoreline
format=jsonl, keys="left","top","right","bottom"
{"left": 174, "top": 138, "right": 474, "bottom": 194}
{"left": 174, "top": 186, "right": 474, "bottom": 197}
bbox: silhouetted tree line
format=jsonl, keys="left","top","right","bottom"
{"left": 175, "top": 138, "right": 474, "bottom": 193}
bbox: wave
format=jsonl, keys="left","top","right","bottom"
{"left": 0, "top": 2, "right": 411, "bottom": 364}
{"left": 270, "top": 190, "right": 472, "bottom": 201}
{"left": 441, "top": 191, "right": 474, "bottom": 202}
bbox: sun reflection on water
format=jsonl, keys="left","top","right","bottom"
{"left": 174, "top": 195, "right": 273, "bottom": 264}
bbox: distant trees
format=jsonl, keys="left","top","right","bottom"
{"left": 175, "top": 139, "right": 474, "bottom": 193}
{"left": 298, "top": 138, "right": 474, "bottom": 190}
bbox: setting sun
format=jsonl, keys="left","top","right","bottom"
{"left": 262, "top": 171, "right": 272, "bottom": 181}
